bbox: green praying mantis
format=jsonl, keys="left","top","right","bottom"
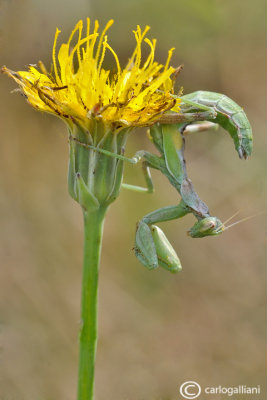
{"left": 71, "top": 90, "right": 253, "bottom": 273}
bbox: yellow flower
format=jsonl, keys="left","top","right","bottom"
{"left": 2, "top": 19, "right": 181, "bottom": 130}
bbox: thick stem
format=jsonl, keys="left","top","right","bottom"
{"left": 77, "top": 206, "right": 107, "bottom": 400}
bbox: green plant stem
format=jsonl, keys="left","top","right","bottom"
{"left": 77, "top": 206, "right": 107, "bottom": 400}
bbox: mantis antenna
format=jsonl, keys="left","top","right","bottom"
{"left": 223, "top": 211, "right": 266, "bottom": 231}
{"left": 215, "top": 210, "right": 266, "bottom": 233}
{"left": 221, "top": 210, "right": 242, "bottom": 226}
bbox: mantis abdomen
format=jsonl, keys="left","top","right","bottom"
{"left": 182, "top": 90, "right": 253, "bottom": 159}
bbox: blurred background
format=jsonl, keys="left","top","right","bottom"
{"left": 0, "top": 0, "right": 266, "bottom": 399}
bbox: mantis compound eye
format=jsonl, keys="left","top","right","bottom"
{"left": 188, "top": 217, "right": 224, "bottom": 238}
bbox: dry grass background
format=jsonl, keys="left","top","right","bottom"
{"left": 0, "top": 0, "right": 266, "bottom": 399}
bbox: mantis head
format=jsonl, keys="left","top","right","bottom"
{"left": 188, "top": 217, "right": 224, "bottom": 238}
{"left": 188, "top": 210, "right": 264, "bottom": 238}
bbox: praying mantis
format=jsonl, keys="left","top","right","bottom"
{"left": 71, "top": 91, "right": 253, "bottom": 273}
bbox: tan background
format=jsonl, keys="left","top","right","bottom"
{"left": 0, "top": 0, "right": 266, "bottom": 399}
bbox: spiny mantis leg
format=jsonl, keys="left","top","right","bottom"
{"left": 135, "top": 201, "right": 190, "bottom": 273}
{"left": 142, "top": 201, "right": 190, "bottom": 225}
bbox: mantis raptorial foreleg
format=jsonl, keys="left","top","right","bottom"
{"left": 135, "top": 201, "right": 190, "bottom": 273}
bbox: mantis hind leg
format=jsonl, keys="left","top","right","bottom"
{"left": 122, "top": 161, "right": 154, "bottom": 193}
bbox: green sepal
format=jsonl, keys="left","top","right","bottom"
{"left": 93, "top": 132, "right": 118, "bottom": 204}
{"left": 150, "top": 225, "right": 182, "bottom": 273}
{"left": 74, "top": 127, "right": 93, "bottom": 184}
{"left": 75, "top": 173, "right": 99, "bottom": 210}
{"left": 68, "top": 138, "right": 77, "bottom": 201}
{"left": 104, "top": 158, "right": 124, "bottom": 205}
{"left": 103, "top": 129, "right": 129, "bottom": 205}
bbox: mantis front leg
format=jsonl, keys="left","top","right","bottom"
{"left": 135, "top": 201, "right": 190, "bottom": 273}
